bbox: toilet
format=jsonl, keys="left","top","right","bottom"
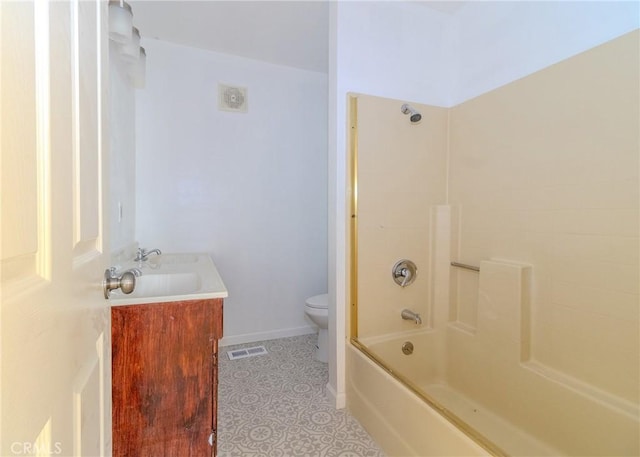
{"left": 304, "top": 293, "right": 328, "bottom": 363}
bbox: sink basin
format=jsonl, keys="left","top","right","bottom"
{"left": 130, "top": 272, "right": 201, "bottom": 297}
{"left": 108, "top": 252, "right": 228, "bottom": 306}
{"left": 147, "top": 254, "right": 200, "bottom": 266}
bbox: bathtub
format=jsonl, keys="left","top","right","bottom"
{"left": 347, "top": 330, "right": 640, "bottom": 456}
{"left": 347, "top": 333, "right": 490, "bottom": 457}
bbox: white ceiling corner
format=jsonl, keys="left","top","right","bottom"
{"left": 128, "top": 1, "right": 466, "bottom": 73}
{"left": 129, "top": 0, "right": 330, "bottom": 73}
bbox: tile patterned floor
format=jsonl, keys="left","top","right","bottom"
{"left": 218, "top": 334, "right": 386, "bottom": 457}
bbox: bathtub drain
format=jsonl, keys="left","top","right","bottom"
{"left": 402, "top": 341, "right": 414, "bottom": 355}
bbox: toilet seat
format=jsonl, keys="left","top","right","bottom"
{"left": 305, "top": 293, "right": 328, "bottom": 309}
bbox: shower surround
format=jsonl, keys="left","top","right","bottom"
{"left": 348, "top": 30, "right": 639, "bottom": 456}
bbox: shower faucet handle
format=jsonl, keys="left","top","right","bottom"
{"left": 392, "top": 259, "right": 417, "bottom": 287}
{"left": 399, "top": 268, "right": 412, "bottom": 286}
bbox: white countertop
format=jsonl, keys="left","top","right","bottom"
{"left": 108, "top": 252, "right": 228, "bottom": 306}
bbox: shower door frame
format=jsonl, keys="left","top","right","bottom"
{"left": 346, "top": 93, "right": 506, "bottom": 457}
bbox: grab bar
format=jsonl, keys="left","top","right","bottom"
{"left": 451, "top": 261, "right": 480, "bottom": 272}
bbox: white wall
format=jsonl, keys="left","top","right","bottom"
{"left": 329, "top": 0, "right": 452, "bottom": 408}
{"left": 449, "top": 1, "right": 640, "bottom": 105}
{"left": 329, "top": 0, "right": 638, "bottom": 407}
{"left": 337, "top": 2, "right": 453, "bottom": 107}
{"left": 135, "top": 38, "right": 328, "bottom": 345}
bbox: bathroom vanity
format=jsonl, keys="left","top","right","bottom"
{"left": 109, "top": 253, "right": 227, "bottom": 456}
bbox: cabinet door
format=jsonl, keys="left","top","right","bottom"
{"left": 112, "top": 299, "right": 220, "bottom": 456}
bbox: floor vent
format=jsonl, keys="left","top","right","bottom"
{"left": 226, "top": 345, "right": 268, "bottom": 360}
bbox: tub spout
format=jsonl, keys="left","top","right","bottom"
{"left": 401, "top": 309, "right": 422, "bottom": 325}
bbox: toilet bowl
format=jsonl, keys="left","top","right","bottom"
{"left": 304, "top": 293, "right": 328, "bottom": 363}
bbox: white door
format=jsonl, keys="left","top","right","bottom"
{"left": 1, "top": 0, "right": 111, "bottom": 455}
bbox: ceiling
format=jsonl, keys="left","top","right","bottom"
{"left": 130, "top": 1, "right": 330, "bottom": 73}
{"left": 129, "top": 1, "right": 467, "bottom": 74}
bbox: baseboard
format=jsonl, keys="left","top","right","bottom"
{"left": 220, "top": 325, "right": 317, "bottom": 347}
{"left": 326, "top": 381, "right": 346, "bottom": 410}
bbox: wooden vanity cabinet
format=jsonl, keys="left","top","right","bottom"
{"left": 111, "top": 298, "right": 223, "bottom": 456}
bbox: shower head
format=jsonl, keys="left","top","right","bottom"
{"left": 401, "top": 103, "right": 422, "bottom": 124}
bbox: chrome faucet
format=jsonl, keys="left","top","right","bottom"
{"left": 134, "top": 247, "right": 162, "bottom": 262}
{"left": 401, "top": 309, "right": 422, "bottom": 325}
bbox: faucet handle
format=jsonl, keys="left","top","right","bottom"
{"left": 392, "top": 260, "right": 417, "bottom": 287}
{"left": 134, "top": 247, "right": 146, "bottom": 261}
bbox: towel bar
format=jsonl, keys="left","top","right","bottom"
{"left": 450, "top": 261, "right": 480, "bottom": 272}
